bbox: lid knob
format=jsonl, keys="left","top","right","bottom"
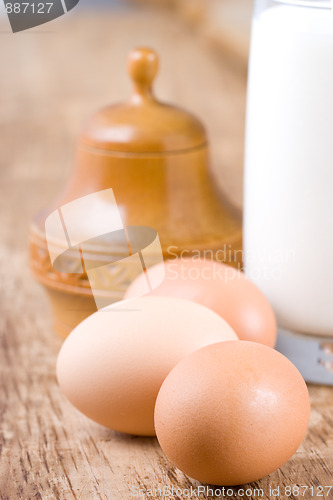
{"left": 127, "top": 47, "right": 159, "bottom": 103}
{"left": 79, "top": 47, "right": 207, "bottom": 153}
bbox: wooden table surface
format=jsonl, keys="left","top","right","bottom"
{"left": 0, "top": 5, "right": 332, "bottom": 500}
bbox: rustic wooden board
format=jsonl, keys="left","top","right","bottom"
{"left": 0, "top": 5, "right": 332, "bottom": 500}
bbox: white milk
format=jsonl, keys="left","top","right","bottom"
{"left": 244, "top": 1, "right": 333, "bottom": 336}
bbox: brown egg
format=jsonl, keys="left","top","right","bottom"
{"left": 155, "top": 341, "right": 310, "bottom": 486}
{"left": 56, "top": 296, "right": 238, "bottom": 436}
{"left": 125, "top": 258, "right": 277, "bottom": 347}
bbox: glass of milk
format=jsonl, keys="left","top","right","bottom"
{"left": 244, "top": 0, "right": 333, "bottom": 338}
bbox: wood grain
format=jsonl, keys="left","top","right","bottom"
{"left": 0, "top": 5, "right": 332, "bottom": 500}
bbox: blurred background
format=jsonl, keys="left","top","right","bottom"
{"left": 0, "top": 0, "right": 253, "bottom": 256}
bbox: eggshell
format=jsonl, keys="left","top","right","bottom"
{"left": 125, "top": 258, "right": 277, "bottom": 347}
{"left": 155, "top": 341, "right": 310, "bottom": 486}
{"left": 56, "top": 296, "right": 238, "bottom": 436}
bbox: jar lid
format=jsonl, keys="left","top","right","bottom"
{"left": 79, "top": 47, "right": 207, "bottom": 154}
